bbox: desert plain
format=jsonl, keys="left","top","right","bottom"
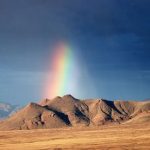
{"left": 0, "top": 123, "right": 150, "bottom": 150}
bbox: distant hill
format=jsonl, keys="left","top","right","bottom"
{"left": 0, "top": 95, "right": 149, "bottom": 130}
{"left": 0, "top": 102, "right": 17, "bottom": 119}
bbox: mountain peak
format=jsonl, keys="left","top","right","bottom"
{"left": 62, "top": 94, "right": 74, "bottom": 98}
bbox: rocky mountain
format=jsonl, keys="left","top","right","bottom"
{"left": 0, "top": 95, "right": 149, "bottom": 130}
{"left": 0, "top": 102, "right": 17, "bottom": 119}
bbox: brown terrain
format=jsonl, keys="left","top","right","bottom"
{"left": 0, "top": 95, "right": 150, "bottom": 150}
{"left": 0, "top": 95, "right": 150, "bottom": 130}
{"left": 0, "top": 123, "right": 149, "bottom": 150}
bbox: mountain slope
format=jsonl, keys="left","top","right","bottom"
{"left": 40, "top": 95, "right": 89, "bottom": 127}
{"left": 0, "top": 95, "right": 149, "bottom": 130}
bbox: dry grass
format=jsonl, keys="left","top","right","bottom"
{"left": 0, "top": 123, "right": 150, "bottom": 150}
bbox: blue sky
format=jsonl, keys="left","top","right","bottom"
{"left": 0, "top": 0, "right": 150, "bottom": 105}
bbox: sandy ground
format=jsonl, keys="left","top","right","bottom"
{"left": 0, "top": 123, "right": 149, "bottom": 150}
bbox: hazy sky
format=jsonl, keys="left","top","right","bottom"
{"left": 0, "top": 0, "right": 150, "bottom": 105}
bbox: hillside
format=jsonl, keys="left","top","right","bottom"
{"left": 0, "top": 95, "right": 149, "bottom": 130}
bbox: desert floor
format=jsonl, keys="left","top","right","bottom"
{"left": 0, "top": 124, "right": 150, "bottom": 150}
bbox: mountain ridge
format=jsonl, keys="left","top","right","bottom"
{"left": 0, "top": 95, "right": 149, "bottom": 130}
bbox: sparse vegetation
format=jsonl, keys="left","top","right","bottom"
{"left": 0, "top": 124, "right": 149, "bottom": 150}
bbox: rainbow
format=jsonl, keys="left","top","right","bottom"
{"left": 43, "top": 42, "right": 78, "bottom": 98}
